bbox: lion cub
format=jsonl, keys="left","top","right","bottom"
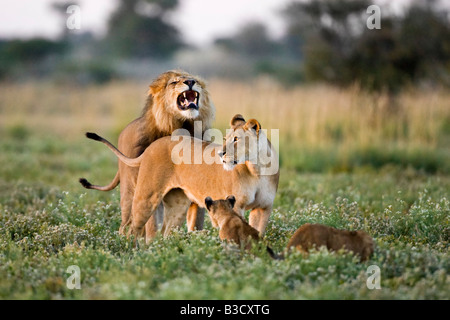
{"left": 205, "top": 196, "right": 259, "bottom": 250}
{"left": 286, "top": 223, "right": 374, "bottom": 261}
{"left": 205, "top": 196, "right": 278, "bottom": 258}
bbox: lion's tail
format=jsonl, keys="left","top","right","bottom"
{"left": 266, "top": 246, "right": 284, "bottom": 260}
{"left": 79, "top": 170, "right": 120, "bottom": 191}
{"left": 85, "top": 132, "right": 143, "bottom": 168}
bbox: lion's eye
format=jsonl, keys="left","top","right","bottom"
{"left": 170, "top": 80, "right": 178, "bottom": 85}
{"left": 234, "top": 137, "right": 238, "bottom": 142}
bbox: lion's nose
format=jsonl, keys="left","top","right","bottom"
{"left": 184, "top": 79, "right": 196, "bottom": 89}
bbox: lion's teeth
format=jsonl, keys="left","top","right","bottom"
{"left": 183, "top": 92, "right": 187, "bottom": 98}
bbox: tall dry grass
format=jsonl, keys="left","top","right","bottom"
{"left": 1, "top": 79, "right": 448, "bottom": 172}
{"left": 209, "top": 79, "right": 449, "bottom": 149}
{"left": 0, "top": 81, "right": 146, "bottom": 137}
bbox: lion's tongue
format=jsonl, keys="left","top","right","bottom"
{"left": 185, "top": 90, "right": 196, "bottom": 102}
{"left": 180, "top": 91, "right": 198, "bottom": 110}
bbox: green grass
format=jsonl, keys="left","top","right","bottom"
{"left": 0, "top": 129, "right": 448, "bottom": 299}
{"left": 0, "top": 81, "right": 449, "bottom": 299}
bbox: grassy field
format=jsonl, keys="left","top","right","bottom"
{"left": 0, "top": 80, "right": 448, "bottom": 299}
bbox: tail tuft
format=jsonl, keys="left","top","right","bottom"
{"left": 266, "top": 246, "right": 284, "bottom": 260}
{"left": 85, "top": 132, "right": 102, "bottom": 141}
{"left": 79, "top": 178, "right": 92, "bottom": 189}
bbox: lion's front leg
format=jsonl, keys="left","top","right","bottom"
{"left": 186, "top": 203, "right": 205, "bottom": 232}
{"left": 248, "top": 207, "right": 272, "bottom": 236}
{"left": 160, "top": 208, "right": 188, "bottom": 237}
{"left": 159, "top": 189, "right": 191, "bottom": 238}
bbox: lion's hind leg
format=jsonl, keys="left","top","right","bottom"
{"left": 118, "top": 175, "right": 135, "bottom": 236}
{"left": 130, "top": 191, "right": 165, "bottom": 240}
{"left": 144, "top": 203, "right": 164, "bottom": 242}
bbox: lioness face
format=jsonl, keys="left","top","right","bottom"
{"left": 220, "top": 115, "right": 261, "bottom": 171}
{"left": 150, "top": 71, "right": 208, "bottom": 120}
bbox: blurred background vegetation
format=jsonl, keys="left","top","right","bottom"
{"left": 0, "top": 0, "right": 449, "bottom": 175}
{"left": 0, "top": 0, "right": 449, "bottom": 91}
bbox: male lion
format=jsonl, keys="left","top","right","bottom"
{"left": 79, "top": 70, "right": 215, "bottom": 236}
{"left": 84, "top": 114, "right": 279, "bottom": 242}
{"left": 286, "top": 223, "right": 374, "bottom": 261}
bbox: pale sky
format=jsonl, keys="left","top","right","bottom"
{"left": 0, "top": 0, "right": 440, "bottom": 46}
{"left": 0, "top": 0, "right": 291, "bottom": 45}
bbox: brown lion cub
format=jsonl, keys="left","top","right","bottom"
{"left": 205, "top": 196, "right": 278, "bottom": 258}
{"left": 286, "top": 223, "right": 374, "bottom": 261}
{"left": 205, "top": 196, "right": 259, "bottom": 250}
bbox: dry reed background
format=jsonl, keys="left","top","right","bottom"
{"left": 2, "top": 80, "right": 448, "bottom": 143}
{"left": 1, "top": 79, "right": 448, "bottom": 173}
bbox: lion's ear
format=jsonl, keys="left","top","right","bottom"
{"left": 230, "top": 114, "right": 246, "bottom": 127}
{"left": 148, "top": 84, "right": 160, "bottom": 96}
{"left": 226, "top": 195, "right": 236, "bottom": 208}
{"left": 148, "top": 73, "right": 169, "bottom": 96}
{"left": 244, "top": 119, "right": 261, "bottom": 135}
{"left": 205, "top": 197, "right": 214, "bottom": 211}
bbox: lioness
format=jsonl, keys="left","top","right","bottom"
{"left": 85, "top": 114, "right": 279, "bottom": 241}
{"left": 286, "top": 223, "right": 374, "bottom": 261}
{"left": 205, "top": 195, "right": 279, "bottom": 259}
{"left": 79, "top": 70, "right": 215, "bottom": 237}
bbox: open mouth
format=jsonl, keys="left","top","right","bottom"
{"left": 177, "top": 90, "right": 199, "bottom": 111}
